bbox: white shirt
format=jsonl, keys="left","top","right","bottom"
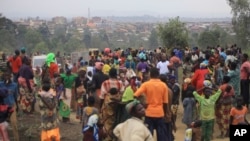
{"left": 225, "top": 55, "right": 237, "bottom": 66}
{"left": 86, "top": 66, "right": 94, "bottom": 80}
{"left": 157, "top": 60, "right": 170, "bottom": 74}
{"left": 191, "top": 54, "right": 198, "bottom": 62}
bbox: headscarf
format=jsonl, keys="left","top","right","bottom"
{"left": 125, "top": 99, "right": 140, "bottom": 114}
{"left": 138, "top": 52, "right": 146, "bottom": 60}
{"left": 46, "top": 53, "right": 55, "bottom": 67}
{"left": 200, "top": 63, "right": 207, "bottom": 69}
{"left": 21, "top": 47, "right": 26, "bottom": 53}
{"left": 83, "top": 114, "right": 99, "bottom": 141}
{"left": 203, "top": 80, "right": 212, "bottom": 88}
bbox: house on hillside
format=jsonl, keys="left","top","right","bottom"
{"left": 52, "top": 16, "right": 67, "bottom": 25}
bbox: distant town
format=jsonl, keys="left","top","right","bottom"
{"left": 12, "top": 15, "right": 234, "bottom": 42}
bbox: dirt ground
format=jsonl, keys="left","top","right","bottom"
{"left": 173, "top": 105, "right": 250, "bottom": 141}
{"left": 8, "top": 111, "right": 82, "bottom": 141}
{"left": 9, "top": 106, "right": 249, "bottom": 141}
{"left": 7, "top": 69, "right": 250, "bottom": 141}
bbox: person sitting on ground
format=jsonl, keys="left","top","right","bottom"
{"left": 113, "top": 100, "right": 154, "bottom": 141}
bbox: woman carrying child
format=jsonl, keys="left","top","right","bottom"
{"left": 216, "top": 76, "right": 234, "bottom": 138}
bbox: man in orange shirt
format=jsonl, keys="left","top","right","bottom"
{"left": 7, "top": 50, "right": 22, "bottom": 82}
{"left": 134, "top": 67, "right": 168, "bottom": 141}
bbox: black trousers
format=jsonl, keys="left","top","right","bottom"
{"left": 240, "top": 79, "right": 249, "bottom": 107}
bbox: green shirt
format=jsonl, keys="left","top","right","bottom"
{"left": 193, "top": 89, "right": 221, "bottom": 120}
{"left": 122, "top": 86, "right": 135, "bottom": 102}
{"left": 60, "top": 74, "right": 77, "bottom": 88}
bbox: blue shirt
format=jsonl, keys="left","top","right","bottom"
{"left": 125, "top": 61, "right": 136, "bottom": 70}
{"left": 0, "top": 82, "right": 18, "bottom": 106}
{"left": 220, "top": 52, "right": 227, "bottom": 60}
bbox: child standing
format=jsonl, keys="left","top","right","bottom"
{"left": 82, "top": 96, "right": 99, "bottom": 141}
{"left": 82, "top": 96, "right": 99, "bottom": 128}
{"left": 193, "top": 86, "right": 221, "bottom": 141}
{"left": 190, "top": 120, "right": 202, "bottom": 141}
{"left": 75, "top": 69, "right": 88, "bottom": 121}
{"left": 182, "top": 90, "right": 196, "bottom": 128}
{"left": 38, "top": 83, "right": 60, "bottom": 141}
{"left": 82, "top": 114, "right": 100, "bottom": 141}
{"left": 0, "top": 88, "right": 14, "bottom": 141}
{"left": 230, "top": 96, "right": 249, "bottom": 125}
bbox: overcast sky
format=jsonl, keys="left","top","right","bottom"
{"left": 1, "top": 0, "right": 232, "bottom": 18}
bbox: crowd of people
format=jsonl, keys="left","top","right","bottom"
{"left": 0, "top": 45, "right": 249, "bottom": 141}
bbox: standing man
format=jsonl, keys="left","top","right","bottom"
{"left": 240, "top": 53, "right": 250, "bottom": 108}
{"left": 91, "top": 61, "right": 109, "bottom": 109}
{"left": 157, "top": 54, "right": 170, "bottom": 75}
{"left": 0, "top": 72, "right": 19, "bottom": 141}
{"left": 99, "top": 68, "right": 124, "bottom": 141}
{"left": 169, "top": 51, "right": 182, "bottom": 81}
{"left": 134, "top": 67, "right": 168, "bottom": 141}
{"left": 20, "top": 47, "right": 29, "bottom": 64}
{"left": 7, "top": 50, "right": 22, "bottom": 82}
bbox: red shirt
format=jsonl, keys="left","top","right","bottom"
{"left": 49, "top": 62, "right": 59, "bottom": 79}
{"left": 8, "top": 56, "right": 22, "bottom": 73}
{"left": 191, "top": 68, "right": 209, "bottom": 94}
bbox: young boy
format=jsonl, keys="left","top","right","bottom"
{"left": 193, "top": 86, "right": 221, "bottom": 141}
{"left": 82, "top": 96, "right": 99, "bottom": 127}
{"left": 190, "top": 120, "right": 202, "bottom": 141}
{"left": 0, "top": 88, "right": 14, "bottom": 141}
{"left": 38, "top": 83, "right": 60, "bottom": 141}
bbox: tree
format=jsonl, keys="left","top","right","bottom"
{"left": 83, "top": 27, "right": 91, "bottom": 48}
{"left": 198, "top": 26, "right": 237, "bottom": 48}
{"left": 0, "top": 14, "right": 17, "bottom": 51}
{"left": 91, "top": 35, "right": 102, "bottom": 49}
{"left": 64, "top": 37, "right": 83, "bottom": 52}
{"left": 53, "top": 24, "right": 67, "bottom": 43}
{"left": 158, "top": 17, "right": 188, "bottom": 50}
{"left": 148, "top": 28, "right": 159, "bottom": 48}
{"left": 0, "top": 29, "right": 17, "bottom": 50}
{"left": 228, "top": 0, "right": 250, "bottom": 48}
{"left": 99, "top": 30, "right": 110, "bottom": 47}
{"left": 24, "top": 29, "right": 43, "bottom": 50}
{"left": 33, "top": 42, "right": 49, "bottom": 53}
{"left": 198, "top": 30, "right": 219, "bottom": 48}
